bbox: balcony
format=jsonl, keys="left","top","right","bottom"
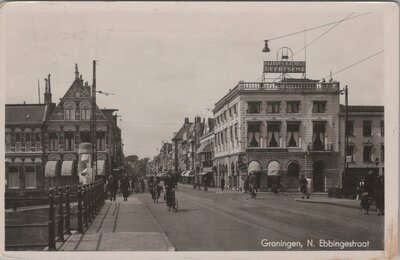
{"left": 307, "top": 142, "right": 334, "bottom": 152}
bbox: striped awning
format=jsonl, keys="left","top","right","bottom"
{"left": 45, "top": 161, "right": 58, "bottom": 177}
{"left": 61, "top": 161, "right": 74, "bottom": 176}
{"left": 248, "top": 161, "right": 261, "bottom": 174}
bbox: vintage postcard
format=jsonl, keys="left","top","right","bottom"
{"left": 0, "top": 2, "right": 398, "bottom": 260}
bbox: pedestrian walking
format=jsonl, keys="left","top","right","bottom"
{"left": 108, "top": 175, "right": 118, "bottom": 201}
{"left": 120, "top": 173, "right": 130, "bottom": 201}
{"left": 221, "top": 177, "right": 225, "bottom": 191}
{"left": 356, "top": 177, "right": 366, "bottom": 200}
{"left": 299, "top": 174, "right": 308, "bottom": 199}
{"left": 249, "top": 173, "right": 257, "bottom": 199}
{"left": 244, "top": 176, "right": 249, "bottom": 194}
{"left": 374, "top": 176, "right": 384, "bottom": 215}
{"left": 360, "top": 191, "right": 371, "bottom": 215}
{"left": 365, "top": 170, "right": 376, "bottom": 199}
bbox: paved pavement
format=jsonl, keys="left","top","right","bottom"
{"left": 58, "top": 196, "right": 175, "bottom": 251}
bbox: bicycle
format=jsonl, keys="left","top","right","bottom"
{"left": 166, "top": 187, "right": 178, "bottom": 212}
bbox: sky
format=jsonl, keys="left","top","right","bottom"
{"left": 1, "top": 2, "right": 388, "bottom": 159}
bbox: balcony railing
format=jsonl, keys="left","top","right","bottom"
{"left": 238, "top": 81, "right": 340, "bottom": 92}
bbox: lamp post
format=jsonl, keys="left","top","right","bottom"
{"left": 341, "top": 85, "right": 349, "bottom": 197}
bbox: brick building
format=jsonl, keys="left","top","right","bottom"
{"left": 213, "top": 78, "right": 342, "bottom": 192}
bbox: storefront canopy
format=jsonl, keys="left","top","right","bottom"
{"left": 248, "top": 161, "right": 261, "bottom": 174}
{"left": 181, "top": 170, "right": 188, "bottom": 177}
{"left": 61, "top": 161, "right": 74, "bottom": 176}
{"left": 184, "top": 170, "right": 195, "bottom": 177}
{"left": 45, "top": 161, "right": 58, "bottom": 177}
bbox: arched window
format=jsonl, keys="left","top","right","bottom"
{"left": 79, "top": 101, "right": 91, "bottom": 120}
{"left": 64, "top": 101, "right": 76, "bottom": 121}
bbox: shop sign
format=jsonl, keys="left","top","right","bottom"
{"left": 263, "top": 61, "right": 306, "bottom": 73}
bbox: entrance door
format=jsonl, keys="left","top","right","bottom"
{"left": 287, "top": 162, "right": 300, "bottom": 188}
{"left": 313, "top": 160, "right": 325, "bottom": 192}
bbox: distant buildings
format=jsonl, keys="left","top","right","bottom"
{"left": 5, "top": 64, "right": 124, "bottom": 192}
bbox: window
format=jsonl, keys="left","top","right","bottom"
{"left": 25, "top": 132, "right": 31, "bottom": 142}
{"left": 5, "top": 133, "right": 11, "bottom": 144}
{"left": 220, "top": 131, "right": 224, "bottom": 146}
{"left": 230, "top": 126, "right": 233, "bottom": 142}
{"left": 225, "top": 128, "right": 228, "bottom": 144}
{"left": 247, "top": 123, "right": 260, "bottom": 147}
{"left": 286, "top": 101, "right": 300, "bottom": 113}
{"left": 15, "top": 132, "right": 21, "bottom": 142}
{"left": 229, "top": 108, "right": 232, "bottom": 118}
{"left": 247, "top": 102, "right": 261, "bottom": 114}
{"left": 97, "top": 132, "right": 106, "bottom": 151}
{"left": 65, "top": 108, "right": 75, "bottom": 120}
{"left": 363, "top": 146, "right": 372, "bottom": 162}
{"left": 312, "top": 101, "right": 327, "bottom": 113}
{"left": 80, "top": 131, "right": 91, "bottom": 143}
{"left": 49, "top": 133, "right": 58, "bottom": 151}
{"left": 363, "top": 121, "right": 372, "bottom": 136}
{"left": 381, "top": 120, "right": 384, "bottom": 136}
{"left": 233, "top": 104, "right": 237, "bottom": 114}
{"left": 287, "top": 123, "right": 300, "bottom": 147}
{"left": 34, "top": 133, "right": 41, "bottom": 143}
{"left": 313, "top": 123, "right": 325, "bottom": 151}
{"left": 81, "top": 108, "right": 90, "bottom": 120}
{"left": 267, "top": 102, "right": 280, "bottom": 113}
{"left": 346, "top": 121, "right": 354, "bottom": 136}
{"left": 8, "top": 166, "right": 19, "bottom": 189}
{"left": 346, "top": 145, "right": 355, "bottom": 162}
{"left": 25, "top": 166, "right": 36, "bottom": 189}
{"left": 381, "top": 144, "right": 384, "bottom": 162}
{"left": 267, "top": 123, "right": 280, "bottom": 147}
{"left": 235, "top": 123, "right": 239, "bottom": 140}
{"left": 64, "top": 132, "right": 75, "bottom": 151}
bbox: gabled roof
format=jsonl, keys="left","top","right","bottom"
{"left": 6, "top": 104, "right": 46, "bottom": 124}
{"left": 172, "top": 123, "right": 193, "bottom": 140}
{"left": 62, "top": 78, "right": 91, "bottom": 99}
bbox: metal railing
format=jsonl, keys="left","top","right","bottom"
{"left": 48, "top": 180, "right": 105, "bottom": 251}
{"left": 238, "top": 81, "right": 340, "bottom": 91}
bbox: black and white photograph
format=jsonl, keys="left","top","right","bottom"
{"left": 1, "top": 2, "right": 398, "bottom": 260}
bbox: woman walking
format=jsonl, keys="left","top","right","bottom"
{"left": 120, "top": 173, "right": 130, "bottom": 201}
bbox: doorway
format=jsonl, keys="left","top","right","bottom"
{"left": 313, "top": 160, "right": 325, "bottom": 192}
{"left": 287, "top": 162, "right": 300, "bottom": 188}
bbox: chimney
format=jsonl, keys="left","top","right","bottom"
{"left": 195, "top": 116, "right": 201, "bottom": 124}
{"left": 184, "top": 117, "right": 189, "bottom": 124}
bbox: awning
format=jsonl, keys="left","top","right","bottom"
{"left": 267, "top": 161, "right": 281, "bottom": 176}
{"left": 181, "top": 170, "right": 187, "bottom": 177}
{"left": 248, "top": 161, "right": 261, "bottom": 174}
{"left": 45, "top": 161, "right": 58, "bottom": 177}
{"left": 196, "top": 172, "right": 209, "bottom": 176}
{"left": 61, "top": 161, "right": 74, "bottom": 176}
{"left": 185, "top": 170, "right": 195, "bottom": 177}
{"left": 196, "top": 143, "right": 211, "bottom": 154}
{"left": 5, "top": 158, "right": 12, "bottom": 163}
{"left": 81, "top": 154, "right": 90, "bottom": 162}
{"left": 97, "top": 160, "right": 105, "bottom": 176}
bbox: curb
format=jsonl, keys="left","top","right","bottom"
{"left": 294, "top": 198, "right": 378, "bottom": 211}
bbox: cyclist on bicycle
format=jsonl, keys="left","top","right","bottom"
{"left": 164, "top": 171, "right": 177, "bottom": 210}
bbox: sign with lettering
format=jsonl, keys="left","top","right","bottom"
{"left": 263, "top": 61, "right": 306, "bottom": 73}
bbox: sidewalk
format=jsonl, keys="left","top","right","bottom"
{"left": 294, "top": 196, "right": 369, "bottom": 210}
{"left": 58, "top": 196, "right": 175, "bottom": 251}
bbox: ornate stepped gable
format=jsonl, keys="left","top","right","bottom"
{"left": 47, "top": 65, "right": 107, "bottom": 122}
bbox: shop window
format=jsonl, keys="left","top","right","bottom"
{"left": 247, "top": 123, "right": 260, "bottom": 147}
{"left": 25, "top": 166, "right": 36, "bottom": 189}
{"left": 65, "top": 108, "right": 75, "bottom": 120}
{"left": 286, "top": 101, "right": 300, "bottom": 113}
{"left": 381, "top": 120, "right": 384, "bottom": 136}
{"left": 287, "top": 123, "right": 300, "bottom": 147}
{"left": 363, "top": 121, "right": 372, "bottom": 136}
{"left": 267, "top": 123, "right": 280, "bottom": 147}
{"left": 267, "top": 102, "right": 280, "bottom": 113}
{"left": 346, "top": 121, "right": 354, "bottom": 136}
{"left": 247, "top": 102, "right": 261, "bottom": 114}
{"left": 312, "top": 123, "right": 325, "bottom": 151}
{"left": 64, "top": 132, "right": 75, "bottom": 151}
{"left": 363, "top": 146, "right": 372, "bottom": 162}
{"left": 8, "top": 166, "right": 19, "bottom": 189}
{"left": 312, "top": 101, "right": 327, "bottom": 113}
{"left": 81, "top": 108, "right": 90, "bottom": 120}
{"left": 49, "top": 133, "right": 59, "bottom": 151}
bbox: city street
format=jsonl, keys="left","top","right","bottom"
{"left": 137, "top": 185, "right": 384, "bottom": 251}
